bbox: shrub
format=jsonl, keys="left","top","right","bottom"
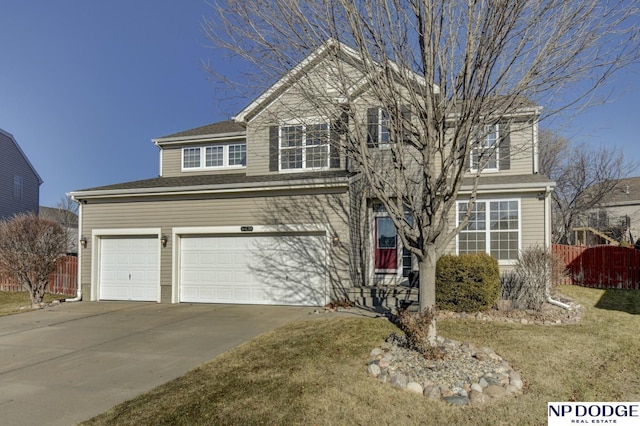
{"left": 0, "top": 214, "right": 65, "bottom": 305}
{"left": 397, "top": 308, "right": 444, "bottom": 360}
{"left": 436, "top": 253, "right": 500, "bottom": 312}
{"left": 501, "top": 246, "right": 562, "bottom": 311}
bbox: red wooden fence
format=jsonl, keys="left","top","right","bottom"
{"left": 0, "top": 255, "right": 78, "bottom": 296}
{"left": 552, "top": 244, "right": 640, "bottom": 290}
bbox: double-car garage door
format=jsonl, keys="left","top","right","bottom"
{"left": 98, "top": 233, "right": 327, "bottom": 306}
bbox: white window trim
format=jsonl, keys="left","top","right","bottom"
{"left": 181, "top": 143, "right": 247, "bottom": 171}
{"left": 470, "top": 124, "right": 499, "bottom": 173}
{"left": 456, "top": 198, "right": 522, "bottom": 265}
{"left": 377, "top": 108, "right": 391, "bottom": 150}
{"left": 278, "top": 118, "right": 330, "bottom": 172}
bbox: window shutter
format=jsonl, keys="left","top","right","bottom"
{"left": 401, "top": 105, "right": 411, "bottom": 142}
{"left": 367, "top": 107, "right": 378, "bottom": 148}
{"left": 330, "top": 113, "right": 348, "bottom": 169}
{"left": 269, "top": 126, "right": 279, "bottom": 172}
{"left": 498, "top": 123, "right": 510, "bottom": 170}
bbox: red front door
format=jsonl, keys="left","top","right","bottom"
{"left": 375, "top": 216, "right": 397, "bottom": 273}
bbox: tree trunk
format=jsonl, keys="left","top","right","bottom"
{"left": 418, "top": 246, "right": 438, "bottom": 346}
{"left": 28, "top": 280, "right": 45, "bottom": 306}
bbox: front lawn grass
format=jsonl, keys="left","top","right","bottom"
{"left": 0, "top": 291, "right": 68, "bottom": 316}
{"left": 83, "top": 286, "right": 640, "bottom": 426}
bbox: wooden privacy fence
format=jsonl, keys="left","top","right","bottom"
{"left": 552, "top": 244, "right": 640, "bottom": 290}
{"left": 0, "top": 255, "right": 78, "bottom": 296}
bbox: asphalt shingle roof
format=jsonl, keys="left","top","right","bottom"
{"left": 73, "top": 170, "right": 353, "bottom": 194}
{"left": 73, "top": 171, "right": 551, "bottom": 196}
{"left": 157, "top": 120, "right": 245, "bottom": 140}
{"left": 598, "top": 177, "right": 640, "bottom": 205}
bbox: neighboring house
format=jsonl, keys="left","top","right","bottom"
{"left": 39, "top": 206, "right": 79, "bottom": 255}
{"left": 0, "top": 128, "right": 42, "bottom": 219}
{"left": 70, "top": 41, "right": 554, "bottom": 307}
{"left": 574, "top": 177, "right": 640, "bottom": 246}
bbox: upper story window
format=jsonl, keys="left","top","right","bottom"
{"left": 182, "top": 143, "right": 247, "bottom": 171}
{"left": 471, "top": 124, "right": 499, "bottom": 171}
{"left": 457, "top": 199, "right": 520, "bottom": 262}
{"left": 279, "top": 122, "right": 329, "bottom": 170}
{"left": 13, "top": 175, "right": 23, "bottom": 201}
{"left": 367, "top": 107, "right": 390, "bottom": 148}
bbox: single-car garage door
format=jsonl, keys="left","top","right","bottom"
{"left": 179, "top": 234, "right": 327, "bottom": 306}
{"left": 99, "top": 236, "right": 159, "bottom": 301}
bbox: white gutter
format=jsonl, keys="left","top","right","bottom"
{"left": 64, "top": 200, "right": 82, "bottom": 302}
{"left": 532, "top": 116, "right": 539, "bottom": 174}
{"left": 543, "top": 184, "right": 571, "bottom": 310}
{"left": 153, "top": 131, "right": 246, "bottom": 146}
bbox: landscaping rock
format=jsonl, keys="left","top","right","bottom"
{"left": 423, "top": 386, "right": 441, "bottom": 400}
{"left": 406, "top": 382, "right": 423, "bottom": 395}
{"left": 470, "top": 383, "right": 483, "bottom": 393}
{"left": 368, "top": 363, "right": 381, "bottom": 377}
{"left": 367, "top": 295, "right": 584, "bottom": 406}
{"left": 509, "top": 371, "right": 524, "bottom": 390}
{"left": 390, "top": 373, "right": 407, "bottom": 389}
{"left": 443, "top": 395, "right": 469, "bottom": 406}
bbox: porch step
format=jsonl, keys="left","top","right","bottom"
{"left": 347, "top": 286, "right": 419, "bottom": 312}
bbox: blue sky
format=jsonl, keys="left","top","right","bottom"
{"left": 1, "top": 1, "right": 638, "bottom": 208}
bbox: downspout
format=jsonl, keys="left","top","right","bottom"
{"left": 544, "top": 185, "right": 571, "bottom": 310}
{"left": 65, "top": 198, "right": 83, "bottom": 302}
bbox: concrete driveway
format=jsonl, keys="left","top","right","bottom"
{"left": 0, "top": 301, "right": 312, "bottom": 426}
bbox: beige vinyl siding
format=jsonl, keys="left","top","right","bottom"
{"left": 0, "top": 131, "right": 40, "bottom": 219}
{"left": 245, "top": 61, "right": 364, "bottom": 176}
{"left": 79, "top": 189, "right": 351, "bottom": 302}
{"left": 501, "top": 121, "right": 535, "bottom": 175}
{"left": 161, "top": 139, "right": 247, "bottom": 177}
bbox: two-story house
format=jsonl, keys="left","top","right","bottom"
{"left": 0, "top": 128, "right": 42, "bottom": 220}
{"left": 70, "top": 41, "right": 554, "bottom": 307}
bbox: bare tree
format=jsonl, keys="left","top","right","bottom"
{"left": 55, "top": 195, "right": 79, "bottom": 254}
{"left": 0, "top": 214, "right": 66, "bottom": 306}
{"left": 204, "top": 0, "right": 638, "bottom": 343}
{"left": 538, "top": 129, "right": 635, "bottom": 244}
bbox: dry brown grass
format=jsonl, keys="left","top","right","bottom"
{"left": 0, "top": 291, "right": 67, "bottom": 316}
{"left": 83, "top": 286, "right": 640, "bottom": 426}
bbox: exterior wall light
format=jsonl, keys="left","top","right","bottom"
{"left": 80, "top": 236, "right": 88, "bottom": 249}
{"left": 160, "top": 235, "right": 168, "bottom": 248}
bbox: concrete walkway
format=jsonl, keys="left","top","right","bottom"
{"left": 0, "top": 301, "right": 312, "bottom": 426}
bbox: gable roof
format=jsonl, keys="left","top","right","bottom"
{"left": 0, "top": 127, "right": 43, "bottom": 184}
{"left": 597, "top": 177, "right": 640, "bottom": 206}
{"left": 233, "top": 38, "right": 437, "bottom": 123}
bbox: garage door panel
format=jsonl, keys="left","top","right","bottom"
{"left": 179, "top": 234, "right": 327, "bottom": 306}
{"left": 99, "top": 237, "right": 159, "bottom": 302}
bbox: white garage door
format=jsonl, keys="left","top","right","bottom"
{"left": 179, "top": 234, "right": 327, "bottom": 306}
{"left": 99, "top": 237, "right": 159, "bottom": 301}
